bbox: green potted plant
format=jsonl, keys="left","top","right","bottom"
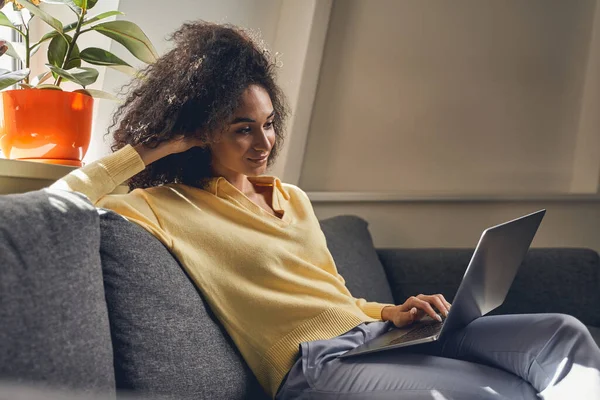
{"left": 0, "top": 0, "right": 157, "bottom": 166}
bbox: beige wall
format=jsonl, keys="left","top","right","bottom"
{"left": 312, "top": 201, "right": 600, "bottom": 252}
{"left": 299, "top": 0, "right": 600, "bottom": 252}
{"left": 300, "top": 0, "right": 597, "bottom": 194}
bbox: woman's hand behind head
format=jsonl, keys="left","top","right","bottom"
{"left": 134, "top": 135, "right": 205, "bottom": 166}
{"left": 162, "top": 134, "right": 206, "bottom": 155}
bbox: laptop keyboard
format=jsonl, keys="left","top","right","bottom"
{"left": 389, "top": 319, "right": 444, "bottom": 345}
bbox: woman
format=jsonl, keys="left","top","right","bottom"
{"left": 51, "top": 21, "right": 600, "bottom": 400}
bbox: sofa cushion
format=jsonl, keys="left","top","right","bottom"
{"left": 377, "top": 249, "right": 467, "bottom": 304}
{"left": 319, "top": 215, "right": 395, "bottom": 305}
{"left": 98, "top": 210, "right": 268, "bottom": 400}
{"left": 0, "top": 189, "right": 115, "bottom": 395}
{"left": 493, "top": 248, "right": 600, "bottom": 326}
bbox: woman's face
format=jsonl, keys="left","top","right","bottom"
{"left": 210, "top": 84, "right": 276, "bottom": 178}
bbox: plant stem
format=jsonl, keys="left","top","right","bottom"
{"left": 22, "top": 14, "right": 29, "bottom": 84}
{"left": 55, "top": 5, "right": 86, "bottom": 87}
{"left": 25, "top": 34, "right": 29, "bottom": 79}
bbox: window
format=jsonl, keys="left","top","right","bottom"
{"left": 0, "top": 5, "right": 24, "bottom": 70}
{"left": 0, "top": 5, "right": 25, "bottom": 158}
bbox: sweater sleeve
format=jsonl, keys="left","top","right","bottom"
{"left": 49, "top": 145, "right": 173, "bottom": 248}
{"left": 335, "top": 272, "right": 395, "bottom": 321}
{"left": 49, "top": 144, "right": 145, "bottom": 204}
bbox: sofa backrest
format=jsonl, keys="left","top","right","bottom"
{"left": 319, "top": 215, "right": 395, "bottom": 305}
{"left": 98, "top": 212, "right": 395, "bottom": 399}
{"left": 0, "top": 189, "right": 116, "bottom": 396}
{"left": 98, "top": 210, "right": 268, "bottom": 400}
{"left": 379, "top": 248, "right": 600, "bottom": 326}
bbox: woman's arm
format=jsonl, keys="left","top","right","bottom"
{"left": 49, "top": 136, "right": 202, "bottom": 204}
{"left": 49, "top": 137, "right": 204, "bottom": 248}
{"left": 332, "top": 272, "right": 396, "bottom": 320}
{"left": 49, "top": 145, "right": 146, "bottom": 204}
{"left": 335, "top": 270, "right": 452, "bottom": 326}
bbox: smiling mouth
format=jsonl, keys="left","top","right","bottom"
{"left": 248, "top": 155, "right": 268, "bottom": 163}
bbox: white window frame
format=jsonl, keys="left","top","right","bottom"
{"left": 0, "top": 6, "right": 25, "bottom": 158}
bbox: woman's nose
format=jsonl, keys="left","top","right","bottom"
{"left": 253, "top": 128, "right": 273, "bottom": 151}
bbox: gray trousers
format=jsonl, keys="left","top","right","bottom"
{"left": 275, "top": 313, "right": 600, "bottom": 399}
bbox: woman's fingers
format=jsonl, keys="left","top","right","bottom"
{"left": 418, "top": 293, "right": 453, "bottom": 317}
{"left": 393, "top": 294, "right": 454, "bottom": 328}
{"left": 433, "top": 293, "right": 452, "bottom": 313}
{"left": 394, "top": 307, "right": 419, "bottom": 327}
{"left": 427, "top": 294, "right": 450, "bottom": 317}
{"left": 439, "top": 294, "right": 452, "bottom": 311}
{"left": 402, "top": 296, "right": 441, "bottom": 321}
{"left": 401, "top": 294, "right": 453, "bottom": 320}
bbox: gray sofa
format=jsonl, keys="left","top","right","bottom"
{"left": 1, "top": 188, "right": 599, "bottom": 399}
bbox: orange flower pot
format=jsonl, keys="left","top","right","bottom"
{"left": 0, "top": 89, "right": 94, "bottom": 167}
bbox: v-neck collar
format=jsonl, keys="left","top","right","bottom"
{"left": 208, "top": 175, "right": 292, "bottom": 224}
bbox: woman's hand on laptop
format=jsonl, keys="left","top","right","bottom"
{"left": 382, "top": 294, "right": 452, "bottom": 328}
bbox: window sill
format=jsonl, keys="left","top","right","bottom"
{"left": 0, "top": 158, "right": 128, "bottom": 195}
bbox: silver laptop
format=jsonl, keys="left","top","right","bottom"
{"left": 339, "top": 209, "right": 546, "bottom": 359}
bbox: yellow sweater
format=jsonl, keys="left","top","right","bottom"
{"left": 50, "top": 145, "right": 395, "bottom": 398}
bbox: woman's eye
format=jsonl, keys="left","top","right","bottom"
{"left": 265, "top": 121, "right": 274, "bottom": 129}
{"left": 236, "top": 127, "right": 251, "bottom": 134}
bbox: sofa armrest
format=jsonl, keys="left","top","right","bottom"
{"left": 377, "top": 248, "right": 600, "bottom": 327}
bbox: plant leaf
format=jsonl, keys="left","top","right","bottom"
{"left": 0, "top": 68, "right": 29, "bottom": 90}
{"left": 80, "top": 47, "right": 130, "bottom": 66}
{"left": 64, "top": 10, "right": 123, "bottom": 32}
{"left": 46, "top": 64, "right": 98, "bottom": 87}
{"left": 39, "top": 31, "right": 60, "bottom": 42}
{"left": 73, "top": 0, "right": 97, "bottom": 9}
{"left": 64, "top": 43, "right": 80, "bottom": 69}
{"left": 74, "top": 88, "right": 118, "bottom": 101}
{"left": 19, "top": 82, "right": 34, "bottom": 89}
{"left": 68, "top": 0, "right": 82, "bottom": 13}
{"left": 48, "top": 34, "right": 80, "bottom": 72}
{"left": 47, "top": 34, "right": 69, "bottom": 67}
{"left": 41, "top": 0, "right": 83, "bottom": 14}
{"left": 30, "top": 30, "right": 60, "bottom": 54}
{"left": 10, "top": 42, "right": 26, "bottom": 60}
{"left": 0, "top": 12, "right": 14, "bottom": 28}
{"left": 37, "top": 84, "right": 63, "bottom": 90}
{"left": 0, "top": 11, "right": 20, "bottom": 34}
{"left": 107, "top": 64, "right": 139, "bottom": 77}
{"left": 31, "top": 70, "right": 52, "bottom": 85}
{"left": 30, "top": 42, "right": 42, "bottom": 56}
{"left": 1, "top": 40, "right": 25, "bottom": 61}
{"left": 19, "top": 0, "right": 64, "bottom": 33}
{"left": 30, "top": 31, "right": 61, "bottom": 56}
{"left": 92, "top": 21, "right": 157, "bottom": 64}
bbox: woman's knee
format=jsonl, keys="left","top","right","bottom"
{"left": 544, "top": 313, "right": 588, "bottom": 337}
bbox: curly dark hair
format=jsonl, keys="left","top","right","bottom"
{"left": 108, "top": 21, "right": 289, "bottom": 190}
